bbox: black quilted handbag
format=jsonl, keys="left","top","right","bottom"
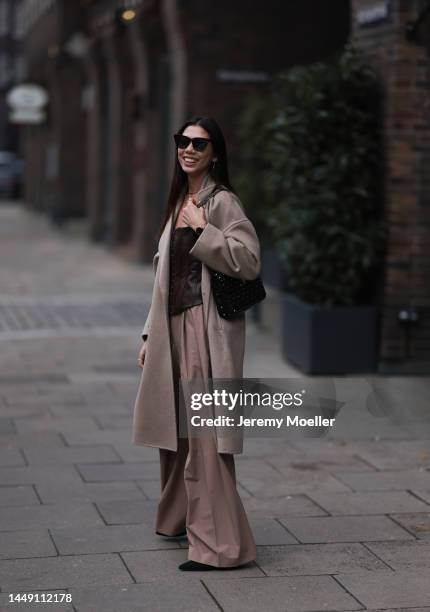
{"left": 197, "top": 185, "right": 267, "bottom": 320}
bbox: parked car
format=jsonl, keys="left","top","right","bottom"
{"left": 0, "top": 151, "right": 24, "bottom": 199}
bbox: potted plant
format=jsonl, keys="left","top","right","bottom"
{"left": 262, "top": 45, "right": 388, "bottom": 374}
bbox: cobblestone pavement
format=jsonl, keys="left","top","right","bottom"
{"left": 0, "top": 202, "right": 430, "bottom": 611}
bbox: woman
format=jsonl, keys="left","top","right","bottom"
{"left": 132, "top": 116, "right": 261, "bottom": 571}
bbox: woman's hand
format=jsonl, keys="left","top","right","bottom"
{"left": 138, "top": 341, "right": 147, "bottom": 368}
{"left": 181, "top": 199, "right": 207, "bottom": 232}
{"left": 187, "top": 191, "right": 261, "bottom": 280}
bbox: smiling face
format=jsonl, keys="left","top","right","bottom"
{"left": 177, "top": 125, "right": 216, "bottom": 178}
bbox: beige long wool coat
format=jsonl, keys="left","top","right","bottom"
{"left": 132, "top": 172, "right": 261, "bottom": 454}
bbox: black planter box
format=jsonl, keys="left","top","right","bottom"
{"left": 281, "top": 292, "right": 378, "bottom": 375}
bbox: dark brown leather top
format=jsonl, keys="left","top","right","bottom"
{"left": 168, "top": 227, "right": 203, "bottom": 316}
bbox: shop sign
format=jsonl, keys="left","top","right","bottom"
{"left": 356, "top": 1, "right": 391, "bottom": 26}
{"left": 216, "top": 70, "right": 271, "bottom": 83}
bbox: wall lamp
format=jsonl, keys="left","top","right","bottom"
{"left": 120, "top": 8, "right": 136, "bottom": 23}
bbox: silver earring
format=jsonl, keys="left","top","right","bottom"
{"left": 211, "top": 159, "right": 217, "bottom": 169}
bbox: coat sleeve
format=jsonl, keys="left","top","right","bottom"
{"left": 141, "top": 252, "right": 159, "bottom": 341}
{"left": 189, "top": 190, "right": 261, "bottom": 281}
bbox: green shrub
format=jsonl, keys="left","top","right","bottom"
{"left": 235, "top": 93, "right": 277, "bottom": 245}
{"left": 238, "top": 44, "right": 388, "bottom": 306}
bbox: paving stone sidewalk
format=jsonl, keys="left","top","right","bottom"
{"left": 0, "top": 203, "right": 430, "bottom": 612}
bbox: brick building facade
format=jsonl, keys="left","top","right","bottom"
{"left": 18, "top": 1, "right": 430, "bottom": 373}
{"left": 351, "top": 0, "right": 430, "bottom": 372}
{"left": 19, "top": 0, "right": 349, "bottom": 257}
{"left": 0, "top": 0, "right": 24, "bottom": 152}
{"left": 19, "top": 1, "right": 88, "bottom": 220}
{"left": 82, "top": 0, "right": 350, "bottom": 259}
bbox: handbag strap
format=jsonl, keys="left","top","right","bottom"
{"left": 196, "top": 184, "right": 228, "bottom": 209}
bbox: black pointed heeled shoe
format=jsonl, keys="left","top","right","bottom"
{"left": 178, "top": 560, "right": 217, "bottom": 571}
{"left": 156, "top": 530, "right": 187, "bottom": 538}
{"left": 178, "top": 560, "right": 249, "bottom": 571}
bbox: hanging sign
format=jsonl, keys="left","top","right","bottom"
{"left": 6, "top": 84, "right": 49, "bottom": 124}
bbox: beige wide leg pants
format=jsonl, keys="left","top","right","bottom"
{"left": 155, "top": 303, "right": 256, "bottom": 567}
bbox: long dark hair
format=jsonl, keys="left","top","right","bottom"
{"left": 158, "top": 116, "right": 236, "bottom": 239}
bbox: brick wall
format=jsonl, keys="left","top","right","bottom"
{"left": 351, "top": 0, "right": 430, "bottom": 373}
